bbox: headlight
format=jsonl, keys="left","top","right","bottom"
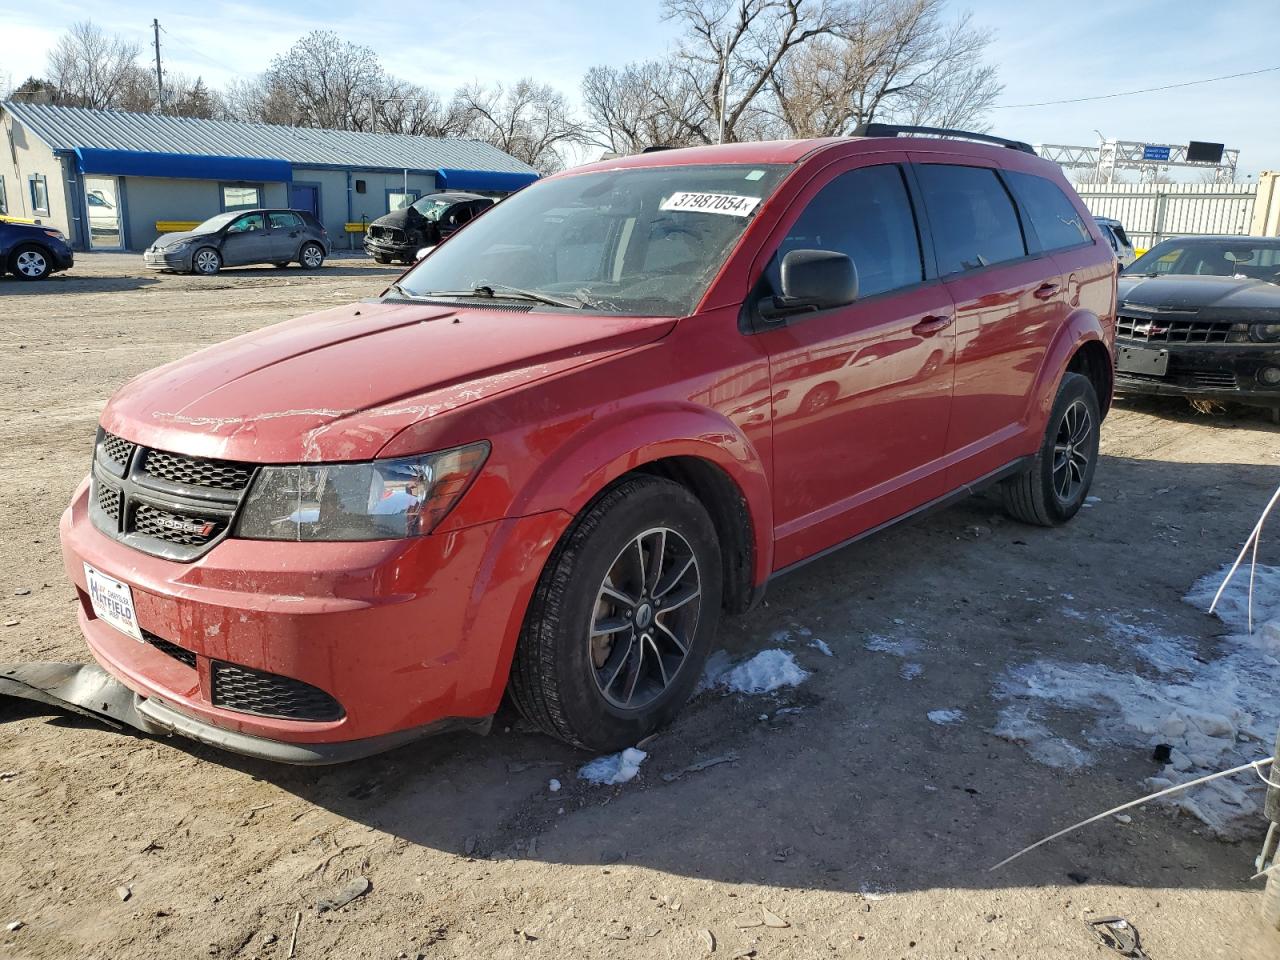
{"left": 42, "top": 229, "right": 64, "bottom": 240}
{"left": 236, "top": 442, "right": 489, "bottom": 541}
{"left": 1250, "top": 323, "right": 1280, "bottom": 343}
{"left": 165, "top": 240, "right": 191, "bottom": 251}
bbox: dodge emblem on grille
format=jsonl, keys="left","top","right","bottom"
{"left": 155, "top": 515, "right": 216, "bottom": 537}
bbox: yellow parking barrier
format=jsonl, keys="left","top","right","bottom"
{"left": 0, "top": 214, "right": 38, "bottom": 225}
{"left": 344, "top": 222, "right": 367, "bottom": 233}
{"left": 155, "top": 220, "right": 200, "bottom": 233}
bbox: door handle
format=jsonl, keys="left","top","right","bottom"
{"left": 912, "top": 314, "right": 954, "bottom": 336}
{"left": 1033, "top": 282, "right": 1060, "bottom": 300}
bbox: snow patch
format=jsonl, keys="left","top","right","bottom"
{"left": 578, "top": 748, "right": 648, "bottom": 786}
{"left": 719, "top": 650, "right": 809, "bottom": 694}
{"left": 809, "top": 638, "right": 834, "bottom": 657}
{"left": 927, "top": 709, "right": 965, "bottom": 726}
{"left": 900, "top": 662, "right": 924, "bottom": 681}
{"left": 864, "top": 634, "right": 923, "bottom": 657}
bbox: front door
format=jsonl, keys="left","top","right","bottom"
{"left": 84, "top": 176, "right": 123, "bottom": 250}
{"left": 266, "top": 211, "right": 305, "bottom": 260}
{"left": 220, "top": 212, "right": 271, "bottom": 265}
{"left": 755, "top": 160, "right": 956, "bottom": 570}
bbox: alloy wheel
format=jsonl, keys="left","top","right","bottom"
{"left": 589, "top": 527, "right": 701, "bottom": 710}
{"left": 1051, "top": 398, "right": 1092, "bottom": 503}
{"left": 16, "top": 250, "right": 47, "bottom": 277}
{"left": 302, "top": 245, "right": 323, "bottom": 267}
{"left": 194, "top": 250, "right": 219, "bottom": 274}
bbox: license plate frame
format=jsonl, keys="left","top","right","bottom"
{"left": 1116, "top": 343, "right": 1170, "bottom": 377}
{"left": 84, "top": 563, "right": 143, "bottom": 641}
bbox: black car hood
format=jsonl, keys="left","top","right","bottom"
{"left": 371, "top": 208, "right": 429, "bottom": 231}
{"left": 1118, "top": 274, "right": 1280, "bottom": 314}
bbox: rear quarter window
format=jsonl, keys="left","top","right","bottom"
{"left": 1006, "top": 171, "right": 1091, "bottom": 252}
{"left": 915, "top": 164, "right": 1027, "bottom": 276}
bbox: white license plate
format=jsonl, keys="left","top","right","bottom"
{"left": 84, "top": 563, "right": 143, "bottom": 641}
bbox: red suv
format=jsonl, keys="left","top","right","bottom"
{"left": 59, "top": 125, "right": 1116, "bottom": 763}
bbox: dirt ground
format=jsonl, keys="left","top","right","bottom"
{"left": 2, "top": 252, "right": 1279, "bottom": 960}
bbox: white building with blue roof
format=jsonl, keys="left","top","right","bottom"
{"left": 0, "top": 101, "right": 538, "bottom": 251}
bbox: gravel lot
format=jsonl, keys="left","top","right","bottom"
{"left": 2, "top": 252, "right": 1279, "bottom": 960}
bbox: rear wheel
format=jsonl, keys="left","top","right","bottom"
{"left": 299, "top": 242, "right": 325, "bottom": 269}
{"left": 373, "top": 254, "right": 391, "bottom": 264}
{"left": 11, "top": 245, "right": 52, "bottom": 280}
{"left": 509, "top": 476, "right": 722, "bottom": 751}
{"left": 1001, "top": 372, "right": 1100, "bottom": 526}
{"left": 192, "top": 247, "right": 221, "bottom": 275}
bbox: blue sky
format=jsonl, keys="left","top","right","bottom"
{"left": 5, "top": 0, "right": 1278, "bottom": 174}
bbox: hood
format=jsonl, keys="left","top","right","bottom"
{"left": 101, "top": 300, "right": 676, "bottom": 463}
{"left": 1117, "top": 273, "right": 1280, "bottom": 314}
{"left": 371, "top": 208, "right": 421, "bottom": 230}
{"left": 152, "top": 229, "right": 212, "bottom": 248}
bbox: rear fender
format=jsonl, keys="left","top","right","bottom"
{"left": 511, "top": 404, "right": 774, "bottom": 586}
{"left": 1025, "top": 307, "right": 1110, "bottom": 432}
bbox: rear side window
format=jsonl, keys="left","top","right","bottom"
{"left": 915, "top": 164, "right": 1026, "bottom": 276}
{"left": 1006, "top": 171, "right": 1091, "bottom": 251}
{"left": 770, "top": 164, "right": 923, "bottom": 298}
{"left": 268, "top": 212, "right": 303, "bottom": 230}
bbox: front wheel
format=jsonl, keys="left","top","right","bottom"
{"left": 1001, "top": 372, "right": 1100, "bottom": 526}
{"left": 192, "top": 247, "right": 221, "bottom": 275}
{"left": 508, "top": 476, "right": 722, "bottom": 751}
{"left": 299, "top": 242, "right": 325, "bottom": 269}
{"left": 11, "top": 245, "right": 52, "bottom": 280}
{"left": 373, "top": 254, "right": 391, "bottom": 264}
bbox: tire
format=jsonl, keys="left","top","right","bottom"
{"left": 273, "top": 261, "right": 290, "bottom": 269}
{"left": 11, "top": 244, "right": 52, "bottom": 281}
{"left": 509, "top": 475, "right": 722, "bottom": 751}
{"left": 1001, "top": 372, "right": 1100, "bottom": 526}
{"left": 192, "top": 247, "right": 221, "bottom": 275}
{"left": 299, "top": 242, "right": 325, "bottom": 269}
{"left": 373, "top": 254, "right": 391, "bottom": 264}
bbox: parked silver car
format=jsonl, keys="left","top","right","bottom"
{"left": 1094, "top": 216, "right": 1136, "bottom": 266}
{"left": 144, "top": 209, "right": 330, "bottom": 275}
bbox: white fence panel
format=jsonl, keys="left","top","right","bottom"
{"left": 1075, "top": 182, "right": 1257, "bottom": 250}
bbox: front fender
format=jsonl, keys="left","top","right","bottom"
{"left": 1025, "top": 306, "right": 1110, "bottom": 432}
{"left": 510, "top": 403, "right": 774, "bottom": 585}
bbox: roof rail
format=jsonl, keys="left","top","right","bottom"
{"left": 852, "top": 123, "right": 1036, "bottom": 155}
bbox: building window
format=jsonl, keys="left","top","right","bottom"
{"left": 221, "top": 184, "right": 262, "bottom": 211}
{"left": 29, "top": 174, "right": 49, "bottom": 215}
{"left": 0, "top": 175, "right": 7, "bottom": 215}
{"left": 388, "top": 191, "right": 419, "bottom": 212}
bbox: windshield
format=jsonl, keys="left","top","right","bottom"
{"left": 398, "top": 164, "right": 790, "bottom": 315}
{"left": 1125, "top": 238, "right": 1280, "bottom": 282}
{"left": 194, "top": 212, "right": 238, "bottom": 233}
{"left": 410, "top": 196, "right": 455, "bottom": 221}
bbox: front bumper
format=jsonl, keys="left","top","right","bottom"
{"left": 1114, "top": 340, "right": 1280, "bottom": 406}
{"left": 363, "top": 235, "right": 417, "bottom": 260}
{"left": 143, "top": 248, "right": 192, "bottom": 271}
{"left": 59, "top": 478, "right": 569, "bottom": 760}
{"left": 49, "top": 242, "right": 74, "bottom": 272}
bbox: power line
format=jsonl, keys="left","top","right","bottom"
{"left": 992, "top": 64, "right": 1280, "bottom": 110}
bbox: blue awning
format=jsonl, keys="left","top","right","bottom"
{"left": 436, "top": 168, "right": 538, "bottom": 193}
{"left": 73, "top": 148, "right": 292, "bottom": 183}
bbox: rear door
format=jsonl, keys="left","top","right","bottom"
{"left": 909, "top": 157, "right": 1063, "bottom": 480}
{"left": 219, "top": 212, "right": 271, "bottom": 265}
{"left": 753, "top": 157, "right": 957, "bottom": 570}
{"left": 267, "top": 211, "right": 305, "bottom": 260}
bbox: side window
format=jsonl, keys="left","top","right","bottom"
{"left": 0, "top": 175, "right": 7, "bottom": 215}
{"left": 268, "top": 212, "right": 303, "bottom": 230}
{"left": 1006, "top": 171, "right": 1090, "bottom": 251}
{"left": 29, "top": 174, "right": 49, "bottom": 215}
{"left": 228, "top": 213, "right": 265, "bottom": 234}
{"left": 768, "top": 164, "right": 924, "bottom": 299}
{"left": 915, "top": 164, "right": 1026, "bottom": 275}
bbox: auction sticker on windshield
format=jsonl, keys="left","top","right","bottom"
{"left": 660, "top": 192, "right": 761, "bottom": 217}
{"left": 84, "top": 563, "right": 143, "bottom": 641}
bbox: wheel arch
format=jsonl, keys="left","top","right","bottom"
{"left": 1026, "top": 307, "right": 1112, "bottom": 431}
{"left": 1067, "top": 338, "right": 1114, "bottom": 418}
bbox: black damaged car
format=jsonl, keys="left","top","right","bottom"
{"left": 1115, "top": 235, "right": 1280, "bottom": 419}
{"left": 363, "top": 192, "right": 493, "bottom": 264}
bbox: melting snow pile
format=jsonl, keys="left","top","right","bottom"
{"left": 927, "top": 709, "right": 965, "bottom": 726}
{"left": 713, "top": 649, "right": 809, "bottom": 694}
{"left": 993, "top": 562, "right": 1280, "bottom": 838}
{"left": 578, "top": 747, "right": 648, "bottom": 785}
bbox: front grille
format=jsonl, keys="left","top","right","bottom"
{"left": 96, "top": 480, "right": 121, "bottom": 522}
{"left": 143, "top": 449, "right": 253, "bottom": 491}
{"left": 370, "top": 225, "right": 403, "bottom": 242}
{"left": 141, "top": 630, "right": 197, "bottom": 669}
{"left": 1189, "top": 370, "right": 1238, "bottom": 390}
{"left": 133, "top": 502, "right": 225, "bottom": 547}
{"left": 210, "top": 661, "right": 344, "bottom": 722}
{"left": 1117, "top": 313, "right": 1235, "bottom": 344}
{"left": 102, "top": 432, "right": 135, "bottom": 468}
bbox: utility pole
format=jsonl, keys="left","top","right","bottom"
{"left": 152, "top": 19, "right": 164, "bottom": 114}
{"left": 717, "top": 58, "right": 728, "bottom": 145}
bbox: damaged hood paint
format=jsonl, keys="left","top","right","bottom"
{"left": 1117, "top": 273, "right": 1280, "bottom": 314}
{"left": 101, "top": 300, "right": 676, "bottom": 462}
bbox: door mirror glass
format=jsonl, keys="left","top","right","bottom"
{"left": 764, "top": 249, "right": 858, "bottom": 320}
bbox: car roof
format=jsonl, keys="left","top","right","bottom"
{"left": 563, "top": 135, "right": 1061, "bottom": 179}
{"left": 426, "top": 192, "right": 488, "bottom": 202}
{"left": 1155, "top": 234, "right": 1280, "bottom": 244}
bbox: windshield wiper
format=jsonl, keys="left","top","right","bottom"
{"left": 414, "top": 284, "right": 586, "bottom": 309}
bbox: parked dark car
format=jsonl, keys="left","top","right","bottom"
{"left": 364, "top": 192, "right": 493, "bottom": 264}
{"left": 1, "top": 217, "right": 74, "bottom": 280}
{"left": 1115, "top": 235, "right": 1280, "bottom": 418}
{"left": 144, "top": 209, "right": 330, "bottom": 275}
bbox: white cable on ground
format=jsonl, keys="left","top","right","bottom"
{"left": 1209, "top": 484, "right": 1280, "bottom": 631}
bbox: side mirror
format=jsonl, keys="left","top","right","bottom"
{"left": 762, "top": 249, "right": 858, "bottom": 321}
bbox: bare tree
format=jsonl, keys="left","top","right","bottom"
{"left": 456, "top": 79, "right": 585, "bottom": 174}
{"left": 372, "top": 81, "right": 472, "bottom": 137}
{"left": 582, "top": 61, "right": 710, "bottom": 152}
{"left": 47, "top": 21, "right": 147, "bottom": 110}
{"left": 264, "top": 31, "right": 387, "bottom": 130}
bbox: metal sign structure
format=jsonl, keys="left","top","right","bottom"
{"left": 1035, "top": 139, "right": 1240, "bottom": 183}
